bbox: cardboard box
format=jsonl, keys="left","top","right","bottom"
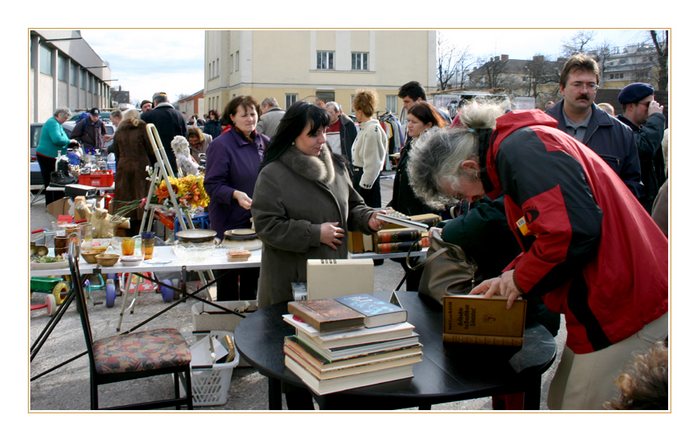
{"left": 306, "top": 258, "right": 374, "bottom": 300}
{"left": 46, "top": 197, "right": 73, "bottom": 219}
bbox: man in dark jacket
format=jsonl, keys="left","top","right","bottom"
{"left": 140, "top": 92, "right": 187, "bottom": 170}
{"left": 546, "top": 54, "right": 643, "bottom": 200}
{"left": 71, "top": 107, "right": 106, "bottom": 154}
{"left": 616, "top": 82, "right": 667, "bottom": 213}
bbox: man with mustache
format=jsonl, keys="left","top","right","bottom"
{"left": 547, "top": 54, "right": 643, "bottom": 200}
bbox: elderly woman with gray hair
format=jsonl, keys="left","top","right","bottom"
{"left": 408, "top": 103, "right": 667, "bottom": 410}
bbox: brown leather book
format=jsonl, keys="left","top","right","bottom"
{"left": 288, "top": 299, "right": 365, "bottom": 333}
{"left": 442, "top": 295, "right": 527, "bottom": 347}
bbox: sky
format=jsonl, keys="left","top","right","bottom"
{"left": 78, "top": 28, "right": 655, "bottom": 106}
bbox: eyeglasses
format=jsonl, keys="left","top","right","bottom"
{"left": 638, "top": 101, "right": 652, "bottom": 108}
{"left": 568, "top": 82, "right": 599, "bottom": 91}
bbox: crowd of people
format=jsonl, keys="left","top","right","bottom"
{"left": 37, "top": 52, "right": 668, "bottom": 410}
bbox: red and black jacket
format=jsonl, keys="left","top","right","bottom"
{"left": 484, "top": 110, "right": 667, "bottom": 354}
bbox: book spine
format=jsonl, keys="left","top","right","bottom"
{"left": 374, "top": 229, "right": 421, "bottom": 244}
{"left": 375, "top": 237, "right": 429, "bottom": 254}
{"left": 442, "top": 333, "right": 523, "bottom": 347}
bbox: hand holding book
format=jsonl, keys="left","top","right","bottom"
{"left": 470, "top": 269, "right": 524, "bottom": 310}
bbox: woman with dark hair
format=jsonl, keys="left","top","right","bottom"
{"left": 389, "top": 101, "right": 445, "bottom": 216}
{"left": 351, "top": 90, "right": 388, "bottom": 208}
{"left": 204, "top": 96, "right": 268, "bottom": 301}
{"left": 187, "top": 126, "right": 212, "bottom": 163}
{"left": 252, "top": 101, "right": 384, "bottom": 308}
{"left": 203, "top": 109, "right": 222, "bottom": 138}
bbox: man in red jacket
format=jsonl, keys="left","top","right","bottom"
{"left": 407, "top": 104, "right": 668, "bottom": 409}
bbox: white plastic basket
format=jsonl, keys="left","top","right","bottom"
{"left": 186, "top": 331, "right": 240, "bottom": 406}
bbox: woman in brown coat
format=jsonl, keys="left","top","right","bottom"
{"left": 112, "top": 109, "right": 155, "bottom": 235}
{"left": 251, "top": 101, "right": 384, "bottom": 308}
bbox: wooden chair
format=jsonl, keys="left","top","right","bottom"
{"left": 67, "top": 247, "right": 193, "bottom": 410}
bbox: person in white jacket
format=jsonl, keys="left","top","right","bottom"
{"left": 350, "top": 89, "right": 388, "bottom": 208}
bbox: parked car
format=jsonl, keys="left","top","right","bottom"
{"left": 30, "top": 122, "right": 72, "bottom": 161}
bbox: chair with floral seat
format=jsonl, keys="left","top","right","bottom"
{"left": 67, "top": 246, "right": 193, "bottom": 410}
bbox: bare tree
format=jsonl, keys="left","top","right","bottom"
{"left": 525, "top": 55, "right": 559, "bottom": 103}
{"left": 436, "top": 33, "right": 471, "bottom": 90}
{"left": 470, "top": 55, "right": 509, "bottom": 90}
{"left": 650, "top": 30, "right": 669, "bottom": 90}
{"left": 591, "top": 42, "right": 612, "bottom": 85}
{"left": 562, "top": 31, "right": 596, "bottom": 57}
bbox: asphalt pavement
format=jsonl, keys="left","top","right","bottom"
{"left": 28, "top": 172, "right": 566, "bottom": 411}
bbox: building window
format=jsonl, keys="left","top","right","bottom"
{"left": 57, "top": 55, "right": 68, "bottom": 82}
{"left": 39, "top": 45, "right": 52, "bottom": 75}
{"left": 316, "top": 51, "right": 334, "bottom": 70}
{"left": 316, "top": 91, "right": 335, "bottom": 104}
{"left": 386, "top": 96, "right": 398, "bottom": 114}
{"left": 71, "top": 64, "right": 79, "bottom": 86}
{"left": 351, "top": 52, "right": 369, "bottom": 71}
{"left": 235, "top": 50, "right": 240, "bottom": 72}
{"left": 81, "top": 70, "right": 87, "bottom": 90}
{"left": 608, "top": 73, "right": 624, "bottom": 80}
{"left": 285, "top": 93, "right": 298, "bottom": 109}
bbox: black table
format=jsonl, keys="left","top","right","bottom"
{"left": 234, "top": 291, "right": 557, "bottom": 410}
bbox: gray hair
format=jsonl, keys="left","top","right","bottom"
{"left": 325, "top": 101, "right": 342, "bottom": 112}
{"left": 408, "top": 101, "right": 506, "bottom": 208}
{"left": 54, "top": 107, "right": 71, "bottom": 119}
{"left": 261, "top": 97, "right": 279, "bottom": 108}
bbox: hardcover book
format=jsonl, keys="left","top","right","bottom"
{"left": 374, "top": 237, "right": 430, "bottom": 254}
{"left": 373, "top": 228, "right": 422, "bottom": 244}
{"left": 287, "top": 299, "right": 365, "bottom": 333}
{"left": 442, "top": 295, "right": 527, "bottom": 347}
{"left": 292, "top": 332, "right": 421, "bottom": 362}
{"left": 335, "top": 294, "right": 408, "bottom": 328}
{"left": 282, "top": 314, "right": 415, "bottom": 349}
{"left": 284, "top": 355, "right": 415, "bottom": 395}
{"left": 283, "top": 336, "right": 422, "bottom": 379}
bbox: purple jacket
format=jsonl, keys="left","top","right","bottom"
{"left": 204, "top": 129, "right": 269, "bottom": 237}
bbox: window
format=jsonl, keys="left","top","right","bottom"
{"left": 39, "top": 45, "right": 52, "bottom": 75}
{"left": 608, "top": 73, "right": 624, "bottom": 80}
{"left": 351, "top": 52, "right": 369, "bottom": 71}
{"left": 386, "top": 96, "right": 398, "bottom": 114}
{"left": 235, "top": 50, "right": 240, "bottom": 72}
{"left": 316, "top": 51, "right": 334, "bottom": 70}
{"left": 80, "top": 70, "right": 87, "bottom": 90}
{"left": 316, "top": 91, "right": 335, "bottom": 104}
{"left": 57, "top": 55, "right": 68, "bottom": 82}
{"left": 71, "top": 64, "right": 79, "bottom": 86}
{"left": 285, "top": 93, "right": 298, "bottom": 109}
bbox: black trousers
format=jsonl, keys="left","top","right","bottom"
{"left": 214, "top": 268, "right": 259, "bottom": 301}
{"left": 352, "top": 167, "right": 382, "bottom": 208}
{"left": 36, "top": 153, "right": 62, "bottom": 205}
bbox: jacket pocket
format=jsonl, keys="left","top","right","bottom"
{"left": 598, "top": 154, "right": 622, "bottom": 172}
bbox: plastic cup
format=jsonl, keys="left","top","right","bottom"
{"left": 121, "top": 237, "right": 135, "bottom": 256}
{"left": 141, "top": 232, "right": 155, "bottom": 260}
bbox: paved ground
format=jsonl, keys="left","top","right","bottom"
{"left": 28, "top": 173, "right": 566, "bottom": 411}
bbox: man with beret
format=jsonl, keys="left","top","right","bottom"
{"left": 547, "top": 54, "right": 643, "bottom": 200}
{"left": 70, "top": 107, "right": 106, "bottom": 155}
{"left": 140, "top": 92, "right": 187, "bottom": 170}
{"left": 617, "top": 82, "right": 667, "bottom": 213}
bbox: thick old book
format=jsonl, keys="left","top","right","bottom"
{"left": 284, "top": 354, "right": 415, "bottom": 395}
{"left": 442, "top": 295, "right": 527, "bottom": 347}
{"left": 293, "top": 331, "right": 421, "bottom": 362}
{"left": 288, "top": 299, "right": 365, "bottom": 333}
{"left": 335, "top": 293, "right": 408, "bottom": 328}
{"left": 306, "top": 258, "right": 374, "bottom": 300}
{"left": 283, "top": 336, "right": 422, "bottom": 379}
{"left": 373, "top": 228, "right": 422, "bottom": 244}
{"left": 282, "top": 314, "right": 415, "bottom": 349}
{"left": 375, "top": 237, "right": 430, "bottom": 254}
{"left": 377, "top": 213, "right": 429, "bottom": 231}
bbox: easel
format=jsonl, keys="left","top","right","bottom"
{"left": 116, "top": 124, "right": 213, "bottom": 330}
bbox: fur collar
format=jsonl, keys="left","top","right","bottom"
{"left": 280, "top": 144, "right": 336, "bottom": 185}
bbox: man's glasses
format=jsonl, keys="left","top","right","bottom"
{"left": 569, "top": 82, "right": 599, "bottom": 91}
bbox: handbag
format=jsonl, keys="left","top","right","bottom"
{"left": 49, "top": 158, "right": 77, "bottom": 187}
{"left": 406, "top": 229, "right": 476, "bottom": 305}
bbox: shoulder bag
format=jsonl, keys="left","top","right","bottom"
{"left": 406, "top": 229, "right": 476, "bottom": 305}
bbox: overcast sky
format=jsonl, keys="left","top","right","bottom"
{"left": 79, "top": 29, "right": 655, "bottom": 106}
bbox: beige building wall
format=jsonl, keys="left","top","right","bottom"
{"left": 204, "top": 30, "right": 436, "bottom": 117}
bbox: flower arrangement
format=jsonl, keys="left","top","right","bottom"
{"left": 154, "top": 175, "right": 210, "bottom": 210}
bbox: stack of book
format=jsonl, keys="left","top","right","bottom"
{"left": 283, "top": 294, "right": 422, "bottom": 395}
{"left": 372, "top": 227, "right": 429, "bottom": 254}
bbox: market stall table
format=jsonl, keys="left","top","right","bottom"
{"left": 234, "top": 291, "right": 557, "bottom": 410}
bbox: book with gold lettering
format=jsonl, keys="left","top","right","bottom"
{"left": 442, "top": 295, "right": 527, "bottom": 347}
